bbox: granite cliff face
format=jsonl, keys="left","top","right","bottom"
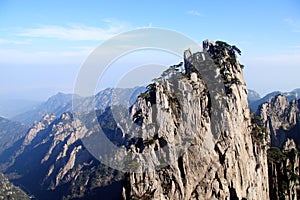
{"left": 258, "top": 95, "right": 300, "bottom": 149}
{"left": 267, "top": 140, "right": 300, "bottom": 200}
{"left": 258, "top": 95, "right": 300, "bottom": 199}
{"left": 122, "top": 41, "right": 269, "bottom": 199}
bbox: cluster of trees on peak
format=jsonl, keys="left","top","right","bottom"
{"left": 214, "top": 41, "right": 242, "bottom": 56}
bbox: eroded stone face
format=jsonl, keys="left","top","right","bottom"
{"left": 258, "top": 95, "right": 300, "bottom": 148}
{"left": 122, "top": 41, "right": 270, "bottom": 200}
{"left": 258, "top": 95, "right": 300, "bottom": 200}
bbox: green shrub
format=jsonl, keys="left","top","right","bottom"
{"left": 267, "top": 147, "right": 286, "bottom": 163}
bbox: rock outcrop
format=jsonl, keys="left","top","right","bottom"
{"left": 267, "top": 140, "right": 300, "bottom": 200}
{"left": 257, "top": 95, "right": 300, "bottom": 149}
{"left": 0, "top": 172, "right": 30, "bottom": 200}
{"left": 122, "top": 41, "right": 269, "bottom": 199}
{"left": 249, "top": 89, "right": 300, "bottom": 112}
{"left": 258, "top": 95, "right": 300, "bottom": 199}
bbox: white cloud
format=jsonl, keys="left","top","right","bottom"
{"left": 251, "top": 54, "right": 300, "bottom": 63}
{"left": 17, "top": 22, "right": 127, "bottom": 41}
{"left": 283, "top": 18, "right": 300, "bottom": 32}
{"left": 0, "top": 38, "right": 31, "bottom": 45}
{"left": 137, "top": 22, "right": 153, "bottom": 28}
{"left": 67, "top": 45, "right": 98, "bottom": 51}
{"left": 187, "top": 10, "right": 202, "bottom": 17}
{"left": 0, "top": 48, "right": 91, "bottom": 65}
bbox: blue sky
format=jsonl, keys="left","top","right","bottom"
{"left": 0, "top": 0, "right": 299, "bottom": 100}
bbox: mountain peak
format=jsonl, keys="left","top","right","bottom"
{"left": 46, "top": 92, "right": 73, "bottom": 103}
{"left": 122, "top": 41, "right": 268, "bottom": 199}
{"left": 248, "top": 89, "right": 261, "bottom": 102}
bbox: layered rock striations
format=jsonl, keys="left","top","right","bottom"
{"left": 267, "top": 140, "right": 300, "bottom": 200}
{"left": 122, "top": 41, "right": 269, "bottom": 200}
{"left": 258, "top": 95, "right": 300, "bottom": 200}
{"left": 258, "top": 95, "right": 300, "bottom": 149}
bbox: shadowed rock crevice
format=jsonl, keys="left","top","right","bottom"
{"left": 122, "top": 40, "right": 269, "bottom": 200}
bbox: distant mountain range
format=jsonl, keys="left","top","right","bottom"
{"left": 248, "top": 88, "right": 300, "bottom": 112}
{"left": 11, "top": 87, "right": 145, "bottom": 126}
{"left": 0, "top": 87, "right": 146, "bottom": 199}
{"left": 4, "top": 87, "right": 299, "bottom": 126}
{"left": 3, "top": 86, "right": 298, "bottom": 127}
{"left": 11, "top": 92, "right": 74, "bottom": 125}
{"left": 0, "top": 112, "right": 124, "bottom": 200}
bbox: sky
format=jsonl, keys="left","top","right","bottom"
{"left": 0, "top": 0, "right": 299, "bottom": 101}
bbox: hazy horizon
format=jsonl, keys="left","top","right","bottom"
{"left": 0, "top": 0, "right": 299, "bottom": 101}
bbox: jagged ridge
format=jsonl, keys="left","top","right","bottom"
{"left": 122, "top": 40, "right": 269, "bottom": 200}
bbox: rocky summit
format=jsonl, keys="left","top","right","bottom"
{"left": 121, "top": 41, "right": 269, "bottom": 199}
